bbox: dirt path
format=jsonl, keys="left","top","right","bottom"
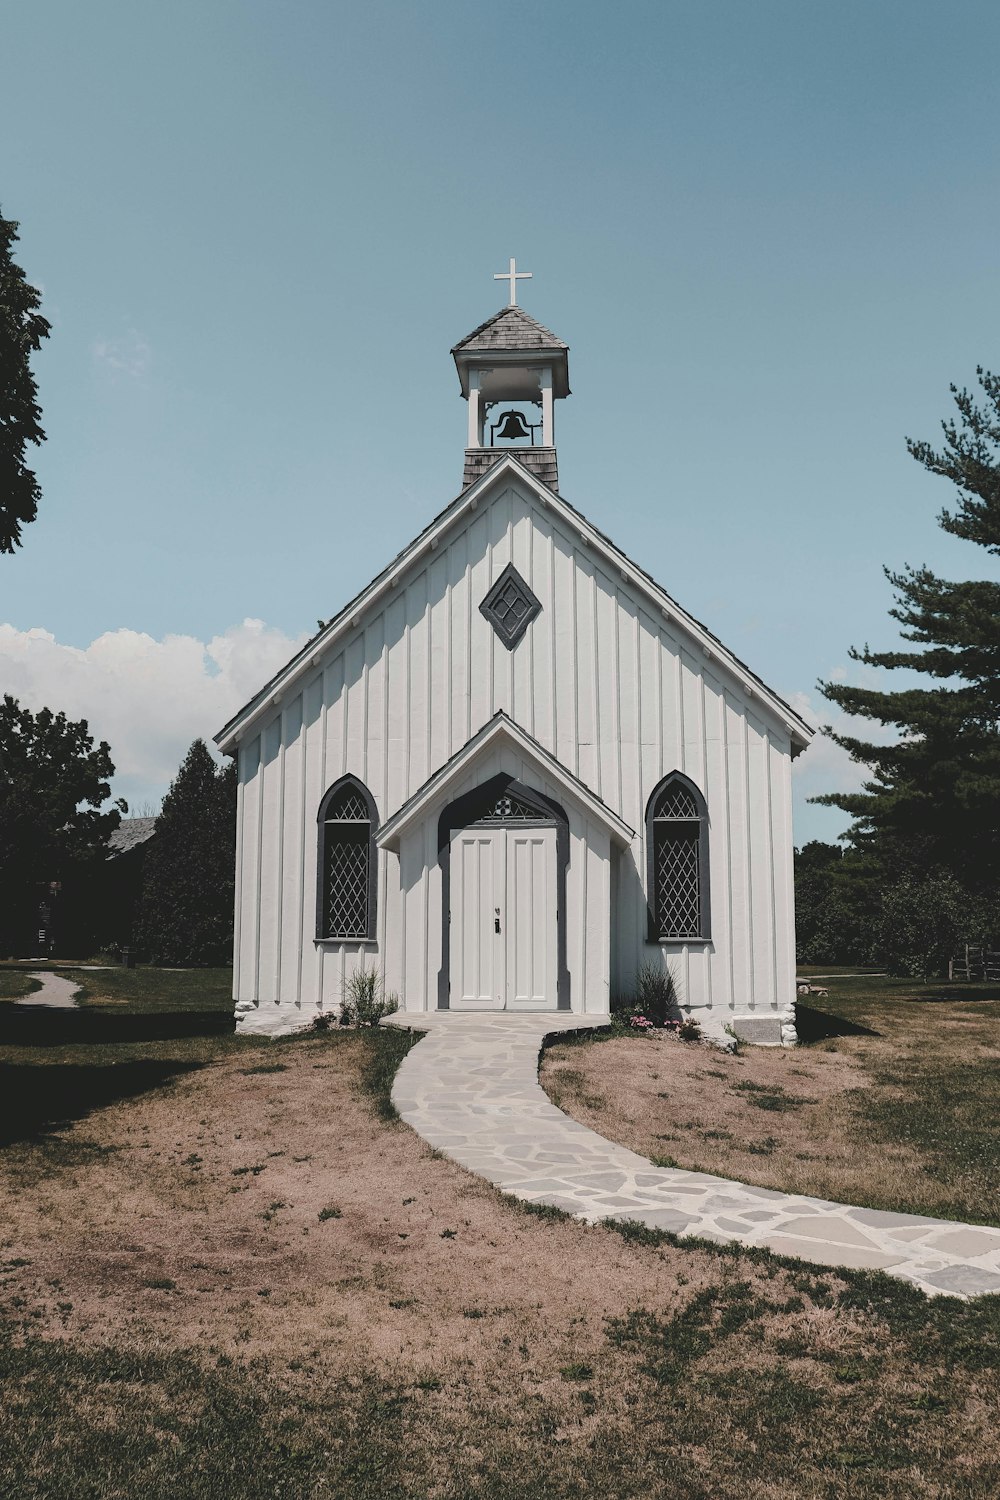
{"left": 13, "top": 971, "right": 81, "bottom": 1009}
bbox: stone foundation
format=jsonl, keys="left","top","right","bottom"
{"left": 694, "top": 1007, "right": 798, "bottom": 1048}
{"left": 234, "top": 999, "right": 326, "bottom": 1038}
{"left": 235, "top": 999, "right": 798, "bottom": 1047}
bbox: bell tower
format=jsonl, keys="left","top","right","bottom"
{"left": 451, "top": 260, "right": 570, "bottom": 492}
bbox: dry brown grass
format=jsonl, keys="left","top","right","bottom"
{"left": 1, "top": 988, "right": 999, "bottom": 1497}
{"left": 541, "top": 979, "right": 1000, "bottom": 1225}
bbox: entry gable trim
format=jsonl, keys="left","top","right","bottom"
{"left": 375, "top": 711, "right": 635, "bottom": 852}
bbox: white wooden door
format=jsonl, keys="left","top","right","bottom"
{"left": 449, "top": 826, "right": 558, "bottom": 1010}
{"left": 450, "top": 830, "right": 505, "bottom": 1008}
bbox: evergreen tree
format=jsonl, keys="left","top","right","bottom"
{"left": 0, "top": 696, "right": 122, "bottom": 954}
{"left": 816, "top": 368, "right": 1000, "bottom": 899}
{"left": 0, "top": 208, "right": 50, "bottom": 552}
{"left": 793, "top": 842, "right": 875, "bottom": 966}
{"left": 139, "top": 741, "right": 237, "bottom": 967}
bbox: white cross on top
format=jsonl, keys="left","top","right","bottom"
{"left": 494, "top": 257, "right": 532, "bottom": 306}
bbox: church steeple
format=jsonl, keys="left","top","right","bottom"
{"left": 451, "top": 264, "right": 570, "bottom": 492}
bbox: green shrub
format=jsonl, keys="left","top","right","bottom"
{"left": 339, "top": 966, "right": 400, "bottom": 1027}
{"left": 635, "top": 961, "right": 683, "bottom": 1028}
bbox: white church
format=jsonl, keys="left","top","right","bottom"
{"left": 216, "top": 266, "right": 812, "bottom": 1045}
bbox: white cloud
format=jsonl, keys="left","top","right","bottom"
{"left": 92, "top": 328, "right": 150, "bottom": 379}
{"left": 0, "top": 618, "right": 308, "bottom": 811}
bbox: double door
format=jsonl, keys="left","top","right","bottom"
{"left": 449, "top": 825, "right": 558, "bottom": 1010}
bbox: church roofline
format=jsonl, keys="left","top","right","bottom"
{"left": 451, "top": 305, "right": 571, "bottom": 399}
{"left": 375, "top": 711, "right": 635, "bottom": 851}
{"left": 450, "top": 304, "right": 568, "bottom": 355}
{"left": 214, "top": 453, "right": 814, "bottom": 755}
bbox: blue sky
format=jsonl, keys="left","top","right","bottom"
{"left": 1, "top": 0, "right": 998, "bottom": 833}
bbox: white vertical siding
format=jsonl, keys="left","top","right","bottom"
{"left": 235, "top": 475, "right": 797, "bottom": 1021}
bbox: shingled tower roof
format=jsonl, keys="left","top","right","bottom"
{"left": 451, "top": 305, "right": 568, "bottom": 356}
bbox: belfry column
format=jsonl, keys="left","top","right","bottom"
{"left": 467, "top": 369, "right": 482, "bottom": 448}
{"left": 540, "top": 366, "right": 554, "bottom": 448}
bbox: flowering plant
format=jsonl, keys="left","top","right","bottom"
{"left": 629, "top": 1014, "right": 654, "bottom": 1030}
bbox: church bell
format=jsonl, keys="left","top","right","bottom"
{"left": 494, "top": 410, "right": 532, "bottom": 441}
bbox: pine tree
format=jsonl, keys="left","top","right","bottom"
{"left": 139, "top": 741, "right": 237, "bottom": 966}
{"left": 0, "top": 208, "right": 50, "bottom": 552}
{"left": 816, "top": 368, "right": 1000, "bottom": 897}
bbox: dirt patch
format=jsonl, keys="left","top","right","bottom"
{"left": 1, "top": 1034, "right": 717, "bottom": 1372}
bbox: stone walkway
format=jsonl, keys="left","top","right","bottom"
{"left": 13, "top": 971, "right": 82, "bottom": 1009}
{"left": 387, "top": 1013, "right": 1000, "bottom": 1299}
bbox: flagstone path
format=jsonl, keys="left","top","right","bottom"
{"left": 386, "top": 1012, "right": 1000, "bottom": 1299}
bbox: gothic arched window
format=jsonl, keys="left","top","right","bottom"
{"left": 645, "top": 773, "right": 711, "bottom": 941}
{"left": 317, "top": 777, "right": 378, "bottom": 941}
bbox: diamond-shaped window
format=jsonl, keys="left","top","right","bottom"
{"left": 479, "top": 563, "right": 542, "bottom": 650}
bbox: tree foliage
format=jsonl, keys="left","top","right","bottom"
{"left": 816, "top": 369, "right": 1000, "bottom": 906}
{"left": 138, "top": 740, "right": 237, "bottom": 966}
{"left": 0, "top": 695, "right": 123, "bottom": 954}
{"left": 793, "top": 842, "right": 874, "bottom": 966}
{"left": 0, "top": 209, "right": 50, "bottom": 553}
{"left": 876, "top": 869, "right": 986, "bottom": 980}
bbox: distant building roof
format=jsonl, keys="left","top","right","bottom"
{"left": 108, "top": 817, "right": 157, "bottom": 857}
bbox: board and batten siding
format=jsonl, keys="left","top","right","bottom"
{"left": 234, "top": 475, "right": 795, "bottom": 1025}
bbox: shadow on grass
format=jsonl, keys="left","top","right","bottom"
{"left": 0, "top": 1007, "right": 234, "bottom": 1048}
{"left": 794, "top": 1003, "right": 879, "bottom": 1042}
{"left": 900, "top": 989, "right": 1000, "bottom": 1005}
{"left": 0, "top": 1058, "right": 204, "bottom": 1146}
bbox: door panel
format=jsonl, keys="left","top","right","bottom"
{"left": 450, "top": 831, "right": 503, "bottom": 1008}
{"left": 505, "top": 828, "right": 558, "bottom": 1010}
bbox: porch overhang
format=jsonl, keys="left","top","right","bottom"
{"left": 376, "top": 711, "right": 635, "bottom": 853}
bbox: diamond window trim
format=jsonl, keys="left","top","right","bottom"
{"left": 479, "top": 562, "right": 542, "bottom": 651}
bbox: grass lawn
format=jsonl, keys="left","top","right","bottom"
{"left": 0, "top": 969, "right": 42, "bottom": 1000}
{"left": 542, "top": 974, "right": 1000, "bottom": 1228}
{"left": 0, "top": 967, "right": 998, "bottom": 1497}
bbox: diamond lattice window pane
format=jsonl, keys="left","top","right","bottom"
{"left": 325, "top": 827, "right": 370, "bottom": 938}
{"left": 326, "top": 787, "right": 369, "bottom": 821}
{"left": 655, "top": 827, "right": 701, "bottom": 937}
{"left": 653, "top": 783, "right": 698, "bottom": 820}
{"left": 479, "top": 563, "right": 542, "bottom": 650}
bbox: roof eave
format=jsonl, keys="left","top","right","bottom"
{"left": 451, "top": 346, "right": 571, "bottom": 400}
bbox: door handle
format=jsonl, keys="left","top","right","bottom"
{"left": 495, "top": 907, "right": 501, "bottom": 935}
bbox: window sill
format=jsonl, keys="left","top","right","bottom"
{"left": 313, "top": 937, "right": 379, "bottom": 947}
{"left": 650, "top": 937, "right": 712, "bottom": 947}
